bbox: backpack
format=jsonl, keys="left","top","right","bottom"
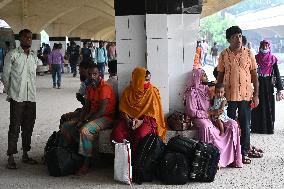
{"left": 45, "top": 146, "right": 83, "bottom": 177}
{"left": 133, "top": 133, "right": 165, "bottom": 184}
{"left": 44, "top": 131, "right": 61, "bottom": 163}
{"left": 158, "top": 152, "right": 189, "bottom": 185}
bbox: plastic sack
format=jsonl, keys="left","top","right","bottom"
{"left": 0, "top": 80, "right": 4, "bottom": 94}
{"left": 113, "top": 140, "right": 132, "bottom": 185}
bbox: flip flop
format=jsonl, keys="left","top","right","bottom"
{"left": 6, "top": 162, "right": 18, "bottom": 169}
{"left": 242, "top": 155, "right": 252, "bottom": 164}
{"left": 248, "top": 149, "right": 263, "bottom": 158}
{"left": 252, "top": 146, "right": 264, "bottom": 153}
{"left": 22, "top": 157, "right": 38, "bottom": 165}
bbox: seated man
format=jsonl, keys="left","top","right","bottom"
{"left": 60, "top": 61, "right": 90, "bottom": 124}
{"left": 60, "top": 64, "right": 116, "bottom": 175}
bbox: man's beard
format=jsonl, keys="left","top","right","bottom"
{"left": 21, "top": 44, "right": 31, "bottom": 49}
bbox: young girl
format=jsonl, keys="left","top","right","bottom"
{"left": 210, "top": 83, "right": 230, "bottom": 135}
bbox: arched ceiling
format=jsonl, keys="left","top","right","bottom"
{"left": 0, "top": 0, "right": 241, "bottom": 41}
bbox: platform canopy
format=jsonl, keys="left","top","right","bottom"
{"left": 0, "top": 0, "right": 241, "bottom": 40}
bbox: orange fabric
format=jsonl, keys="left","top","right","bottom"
{"left": 119, "top": 67, "right": 167, "bottom": 140}
{"left": 86, "top": 80, "right": 115, "bottom": 115}
{"left": 193, "top": 47, "right": 202, "bottom": 69}
{"left": 217, "top": 47, "right": 257, "bottom": 101}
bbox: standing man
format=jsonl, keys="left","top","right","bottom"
{"left": 67, "top": 41, "right": 80, "bottom": 77}
{"left": 95, "top": 41, "right": 108, "bottom": 78}
{"left": 201, "top": 40, "right": 209, "bottom": 66}
{"left": 210, "top": 42, "right": 218, "bottom": 66}
{"left": 217, "top": 26, "right": 259, "bottom": 165}
{"left": 2, "top": 29, "right": 42, "bottom": 169}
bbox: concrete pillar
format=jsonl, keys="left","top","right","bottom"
{"left": 146, "top": 0, "right": 202, "bottom": 114}
{"left": 68, "top": 37, "right": 81, "bottom": 46}
{"left": 115, "top": 0, "right": 202, "bottom": 115}
{"left": 115, "top": 0, "right": 147, "bottom": 95}
{"left": 14, "top": 33, "right": 41, "bottom": 52}
{"left": 49, "top": 36, "right": 67, "bottom": 54}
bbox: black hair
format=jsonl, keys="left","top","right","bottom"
{"left": 19, "top": 29, "right": 32, "bottom": 37}
{"left": 215, "top": 82, "right": 224, "bottom": 90}
{"left": 88, "top": 63, "right": 99, "bottom": 71}
{"left": 79, "top": 61, "right": 90, "bottom": 69}
{"left": 226, "top": 26, "right": 242, "bottom": 41}
{"left": 242, "top": 35, "right": 247, "bottom": 46}
{"left": 213, "top": 67, "right": 218, "bottom": 80}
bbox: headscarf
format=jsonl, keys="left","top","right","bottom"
{"left": 184, "top": 68, "right": 210, "bottom": 115}
{"left": 255, "top": 40, "right": 278, "bottom": 75}
{"left": 119, "top": 67, "right": 167, "bottom": 140}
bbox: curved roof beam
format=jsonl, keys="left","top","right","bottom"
{"left": 95, "top": 26, "right": 114, "bottom": 39}
{"left": 40, "top": 7, "right": 79, "bottom": 31}
{"left": 69, "top": 17, "right": 114, "bottom": 36}
{"left": 0, "top": 0, "right": 13, "bottom": 9}
{"left": 66, "top": 15, "right": 100, "bottom": 35}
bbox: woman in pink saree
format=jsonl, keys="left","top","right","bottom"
{"left": 184, "top": 68, "right": 243, "bottom": 168}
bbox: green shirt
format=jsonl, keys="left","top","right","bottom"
{"left": 2, "top": 46, "right": 41, "bottom": 102}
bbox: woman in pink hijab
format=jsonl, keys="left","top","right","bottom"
{"left": 184, "top": 68, "right": 243, "bottom": 168}
{"left": 251, "top": 40, "right": 283, "bottom": 134}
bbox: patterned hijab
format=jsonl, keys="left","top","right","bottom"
{"left": 184, "top": 68, "right": 210, "bottom": 114}
{"left": 255, "top": 40, "right": 278, "bottom": 75}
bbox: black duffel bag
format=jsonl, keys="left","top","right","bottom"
{"left": 167, "top": 135, "right": 198, "bottom": 163}
{"left": 45, "top": 146, "right": 83, "bottom": 177}
{"left": 133, "top": 133, "right": 166, "bottom": 184}
{"left": 158, "top": 152, "right": 189, "bottom": 185}
{"left": 166, "top": 135, "right": 220, "bottom": 182}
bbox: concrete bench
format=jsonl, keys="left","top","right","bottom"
{"left": 97, "top": 129, "right": 198, "bottom": 153}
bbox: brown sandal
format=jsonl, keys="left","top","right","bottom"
{"left": 242, "top": 155, "right": 252, "bottom": 164}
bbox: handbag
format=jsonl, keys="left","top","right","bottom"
{"left": 167, "top": 111, "right": 191, "bottom": 131}
{"left": 276, "top": 91, "right": 284, "bottom": 101}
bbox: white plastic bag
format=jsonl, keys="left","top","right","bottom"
{"left": 0, "top": 80, "right": 4, "bottom": 94}
{"left": 113, "top": 140, "right": 132, "bottom": 185}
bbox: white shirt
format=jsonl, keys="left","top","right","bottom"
{"left": 2, "top": 46, "right": 42, "bottom": 102}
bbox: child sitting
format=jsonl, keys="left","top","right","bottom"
{"left": 210, "top": 83, "right": 230, "bottom": 135}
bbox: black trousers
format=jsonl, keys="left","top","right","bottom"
{"left": 7, "top": 99, "right": 36, "bottom": 155}
{"left": 227, "top": 101, "right": 251, "bottom": 156}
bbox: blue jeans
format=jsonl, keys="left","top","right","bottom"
{"left": 227, "top": 101, "right": 251, "bottom": 156}
{"left": 97, "top": 62, "right": 105, "bottom": 78}
{"left": 51, "top": 64, "right": 62, "bottom": 87}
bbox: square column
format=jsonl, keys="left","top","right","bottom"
{"left": 115, "top": 0, "right": 202, "bottom": 114}
{"left": 115, "top": 0, "right": 147, "bottom": 95}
